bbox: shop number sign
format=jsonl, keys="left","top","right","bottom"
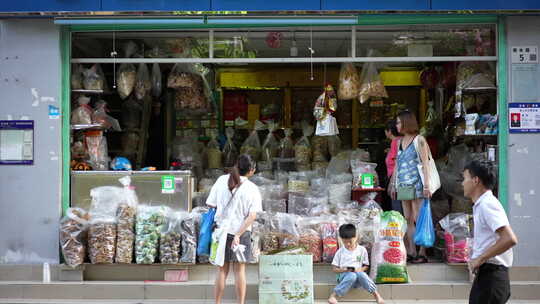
{"left": 511, "top": 46, "right": 538, "bottom": 64}
{"left": 509, "top": 103, "right": 540, "bottom": 133}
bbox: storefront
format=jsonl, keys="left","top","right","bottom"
{"left": 1, "top": 1, "right": 540, "bottom": 272}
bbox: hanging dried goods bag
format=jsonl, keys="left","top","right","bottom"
{"left": 358, "top": 62, "right": 388, "bottom": 104}
{"left": 295, "top": 124, "right": 313, "bottom": 166}
{"left": 240, "top": 120, "right": 265, "bottom": 161}
{"left": 338, "top": 63, "right": 361, "bottom": 100}
{"left": 134, "top": 63, "right": 152, "bottom": 100}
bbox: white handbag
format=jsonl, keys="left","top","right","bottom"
{"left": 414, "top": 136, "right": 441, "bottom": 195}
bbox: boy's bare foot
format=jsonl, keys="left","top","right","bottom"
{"left": 374, "top": 291, "right": 385, "bottom": 304}
{"left": 328, "top": 292, "right": 338, "bottom": 304}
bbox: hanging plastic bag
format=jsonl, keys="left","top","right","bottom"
{"left": 358, "top": 56, "right": 388, "bottom": 104}
{"left": 160, "top": 211, "right": 187, "bottom": 264}
{"left": 85, "top": 131, "right": 109, "bottom": 171}
{"left": 83, "top": 64, "right": 105, "bottom": 91}
{"left": 279, "top": 128, "right": 295, "bottom": 159}
{"left": 135, "top": 205, "right": 168, "bottom": 264}
{"left": 295, "top": 124, "right": 313, "bottom": 166}
{"left": 206, "top": 137, "right": 222, "bottom": 169}
{"left": 210, "top": 216, "right": 230, "bottom": 267}
{"left": 167, "top": 63, "right": 200, "bottom": 89}
{"left": 116, "top": 43, "right": 137, "bottom": 99}
{"left": 240, "top": 120, "right": 265, "bottom": 161}
{"left": 151, "top": 63, "right": 162, "bottom": 98}
{"left": 338, "top": 62, "right": 361, "bottom": 100}
{"left": 60, "top": 208, "right": 89, "bottom": 267}
{"left": 92, "top": 100, "right": 121, "bottom": 131}
{"left": 261, "top": 122, "right": 279, "bottom": 162}
{"left": 134, "top": 63, "right": 152, "bottom": 100}
{"left": 370, "top": 211, "right": 408, "bottom": 284}
{"left": 71, "top": 64, "right": 84, "bottom": 90}
{"left": 71, "top": 96, "right": 93, "bottom": 126}
{"left": 197, "top": 208, "right": 216, "bottom": 257}
{"left": 414, "top": 199, "right": 436, "bottom": 247}
{"left": 223, "top": 127, "right": 238, "bottom": 169}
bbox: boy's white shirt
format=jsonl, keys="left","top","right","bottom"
{"left": 331, "top": 244, "right": 370, "bottom": 268}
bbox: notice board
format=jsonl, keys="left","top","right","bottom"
{"left": 259, "top": 255, "right": 314, "bottom": 304}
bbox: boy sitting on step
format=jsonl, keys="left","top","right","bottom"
{"left": 328, "top": 224, "right": 384, "bottom": 304}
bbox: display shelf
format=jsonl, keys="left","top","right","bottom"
{"left": 71, "top": 89, "right": 106, "bottom": 94}
{"left": 71, "top": 124, "right": 102, "bottom": 130}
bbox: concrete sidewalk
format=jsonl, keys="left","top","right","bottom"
{"left": 0, "top": 300, "right": 538, "bottom": 304}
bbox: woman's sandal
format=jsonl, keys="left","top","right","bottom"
{"left": 411, "top": 255, "right": 428, "bottom": 264}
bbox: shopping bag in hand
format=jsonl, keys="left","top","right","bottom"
{"left": 197, "top": 208, "right": 216, "bottom": 256}
{"left": 414, "top": 199, "right": 435, "bottom": 247}
{"left": 210, "top": 223, "right": 229, "bottom": 267}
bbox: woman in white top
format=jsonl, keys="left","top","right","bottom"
{"left": 206, "top": 154, "right": 262, "bottom": 304}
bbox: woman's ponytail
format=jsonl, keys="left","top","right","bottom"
{"left": 228, "top": 154, "right": 255, "bottom": 191}
{"left": 228, "top": 166, "right": 241, "bottom": 192}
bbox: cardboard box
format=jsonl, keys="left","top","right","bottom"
{"left": 259, "top": 255, "right": 314, "bottom": 304}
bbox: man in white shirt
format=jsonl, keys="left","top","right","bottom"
{"left": 462, "top": 160, "right": 518, "bottom": 304}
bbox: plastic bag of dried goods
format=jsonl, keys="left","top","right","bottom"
{"left": 117, "top": 63, "right": 137, "bottom": 100}
{"left": 357, "top": 193, "right": 382, "bottom": 249}
{"left": 279, "top": 128, "right": 295, "bottom": 159}
{"left": 240, "top": 120, "right": 265, "bottom": 161}
{"left": 71, "top": 95, "right": 93, "bottom": 126}
{"left": 312, "top": 136, "right": 329, "bottom": 162}
{"left": 439, "top": 213, "right": 472, "bottom": 263}
{"left": 115, "top": 176, "right": 138, "bottom": 264}
{"left": 121, "top": 97, "right": 142, "bottom": 129}
{"left": 338, "top": 62, "right": 361, "bottom": 100}
{"left": 92, "top": 100, "right": 121, "bottom": 131}
{"left": 370, "top": 211, "right": 408, "bottom": 284}
{"left": 151, "top": 63, "right": 162, "bottom": 98}
{"left": 71, "top": 64, "right": 84, "bottom": 90}
{"left": 276, "top": 213, "right": 300, "bottom": 249}
{"left": 298, "top": 217, "right": 323, "bottom": 263}
{"left": 288, "top": 171, "right": 310, "bottom": 193}
{"left": 326, "top": 151, "right": 351, "bottom": 179}
{"left": 295, "top": 123, "right": 313, "bottom": 166}
{"left": 83, "top": 64, "right": 106, "bottom": 91}
{"left": 167, "top": 63, "right": 201, "bottom": 89}
{"left": 206, "top": 137, "right": 222, "bottom": 169}
{"left": 249, "top": 221, "right": 263, "bottom": 263}
{"left": 60, "top": 208, "right": 89, "bottom": 267}
{"left": 88, "top": 216, "right": 117, "bottom": 264}
{"left": 223, "top": 128, "right": 238, "bottom": 169}
{"left": 85, "top": 132, "right": 109, "bottom": 171}
{"left": 160, "top": 211, "right": 188, "bottom": 264}
{"left": 321, "top": 217, "right": 339, "bottom": 263}
{"left": 180, "top": 211, "right": 198, "bottom": 264}
{"left": 135, "top": 205, "right": 168, "bottom": 264}
{"left": 134, "top": 63, "right": 152, "bottom": 100}
{"left": 358, "top": 54, "right": 388, "bottom": 104}
{"left": 352, "top": 161, "right": 378, "bottom": 188}
{"left": 261, "top": 122, "right": 279, "bottom": 162}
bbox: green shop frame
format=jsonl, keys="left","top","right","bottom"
{"left": 59, "top": 14, "right": 508, "bottom": 214}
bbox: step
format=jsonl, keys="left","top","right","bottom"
{"left": 2, "top": 264, "right": 539, "bottom": 282}
{"left": 0, "top": 301, "right": 539, "bottom": 304}
{"left": 0, "top": 280, "right": 539, "bottom": 301}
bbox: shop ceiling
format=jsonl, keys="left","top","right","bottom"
{"left": 0, "top": 0, "right": 539, "bottom": 13}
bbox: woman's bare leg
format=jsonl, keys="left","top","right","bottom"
{"left": 233, "top": 262, "right": 247, "bottom": 304}
{"left": 402, "top": 200, "right": 416, "bottom": 257}
{"left": 215, "top": 263, "right": 230, "bottom": 304}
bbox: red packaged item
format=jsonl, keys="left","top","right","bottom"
{"left": 321, "top": 222, "right": 338, "bottom": 263}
